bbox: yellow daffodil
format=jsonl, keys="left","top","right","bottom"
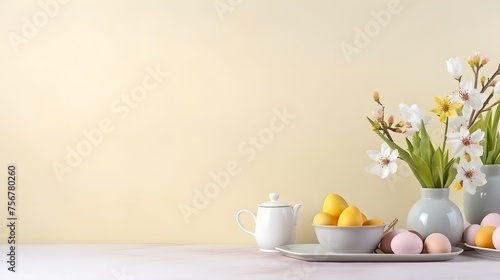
{"left": 430, "top": 96, "right": 461, "bottom": 123}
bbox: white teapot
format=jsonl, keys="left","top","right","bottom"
{"left": 236, "top": 193, "right": 302, "bottom": 252}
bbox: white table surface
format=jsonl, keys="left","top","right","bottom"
{"left": 1, "top": 244, "right": 500, "bottom": 280}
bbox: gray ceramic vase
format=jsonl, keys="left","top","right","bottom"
{"left": 463, "top": 165, "right": 500, "bottom": 224}
{"left": 407, "top": 188, "right": 463, "bottom": 246}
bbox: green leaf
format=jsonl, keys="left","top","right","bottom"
{"left": 431, "top": 147, "right": 444, "bottom": 188}
{"left": 488, "top": 105, "right": 500, "bottom": 164}
{"left": 410, "top": 153, "right": 434, "bottom": 188}
{"left": 469, "top": 119, "right": 482, "bottom": 132}
{"left": 418, "top": 121, "right": 434, "bottom": 168}
{"left": 406, "top": 138, "right": 414, "bottom": 153}
{"left": 443, "top": 149, "right": 449, "bottom": 162}
{"left": 412, "top": 132, "right": 421, "bottom": 157}
{"left": 477, "top": 114, "right": 489, "bottom": 163}
{"left": 487, "top": 151, "right": 496, "bottom": 164}
{"left": 443, "top": 160, "right": 457, "bottom": 188}
{"left": 492, "top": 104, "right": 500, "bottom": 132}
{"left": 495, "top": 152, "right": 500, "bottom": 164}
{"left": 474, "top": 104, "right": 500, "bottom": 164}
{"left": 492, "top": 142, "right": 500, "bottom": 164}
{"left": 486, "top": 110, "right": 495, "bottom": 148}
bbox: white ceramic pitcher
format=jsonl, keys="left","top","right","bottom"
{"left": 236, "top": 193, "right": 301, "bottom": 252}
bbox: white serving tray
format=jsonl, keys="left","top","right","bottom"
{"left": 275, "top": 244, "right": 463, "bottom": 262}
{"left": 465, "top": 244, "right": 500, "bottom": 258}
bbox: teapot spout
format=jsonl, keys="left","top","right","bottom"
{"left": 292, "top": 204, "right": 302, "bottom": 226}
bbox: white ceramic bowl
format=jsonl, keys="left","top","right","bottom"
{"left": 313, "top": 224, "right": 385, "bottom": 253}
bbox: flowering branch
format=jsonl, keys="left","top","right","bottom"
{"left": 366, "top": 52, "right": 497, "bottom": 194}
{"left": 468, "top": 63, "right": 500, "bottom": 128}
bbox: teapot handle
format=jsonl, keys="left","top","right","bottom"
{"left": 235, "top": 209, "right": 256, "bottom": 237}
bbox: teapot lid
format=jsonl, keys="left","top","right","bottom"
{"left": 259, "top": 193, "right": 290, "bottom": 207}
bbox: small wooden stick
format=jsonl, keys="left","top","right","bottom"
{"left": 383, "top": 218, "right": 399, "bottom": 234}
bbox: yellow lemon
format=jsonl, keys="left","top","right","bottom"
{"left": 313, "top": 212, "right": 338, "bottom": 226}
{"left": 361, "top": 213, "right": 368, "bottom": 223}
{"left": 362, "top": 218, "right": 384, "bottom": 226}
{"left": 322, "top": 193, "right": 348, "bottom": 218}
{"left": 475, "top": 226, "right": 496, "bottom": 249}
{"left": 337, "top": 206, "right": 363, "bottom": 226}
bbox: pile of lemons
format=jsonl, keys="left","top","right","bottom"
{"left": 313, "top": 193, "right": 383, "bottom": 226}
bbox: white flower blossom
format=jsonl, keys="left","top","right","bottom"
{"left": 399, "top": 103, "right": 431, "bottom": 136}
{"left": 446, "top": 127, "right": 484, "bottom": 158}
{"left": 448, "top": 105, "right": 472, "bottom": 134}
{"left": 450, "top": 80, "right": 486, "bottom": 110}
{"left": 454, "top": 159, "right": 486, "bottom": 194}
{"left": 372, "top": 104, "right": 384, "bottom": 121}
{"left": 366, "top": 143, "right": 399, "bottom": 179}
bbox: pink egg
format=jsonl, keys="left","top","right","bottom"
{"left": 463, "top": 224, "right": 481, "bottom": 245}
{"left": 379, "top": 229, "right": 408, "bottom": 253}
{"left": 481, "top": 213, "right": 500, "bottom": 227}
{"left": 391, "top": 231, "right": 423, "bottom": 254}
{"left": 424, "top": 233, "right": 452, "bottom": 254}
{"left": 493, "top": 227, "right": 500, "bottom": 250}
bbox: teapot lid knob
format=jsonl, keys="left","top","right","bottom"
{"left": 269, "top": 193, "right": 279, "bottom": 201}
{"left": 259, "top": 192, "right": 289, "bottom": 207}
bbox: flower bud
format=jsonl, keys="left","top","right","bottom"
{"left": 454, "top": 182, "right": 463, "bottom": 191}
{"left": 481, "top": 55, "right": 490, "bottom": 65}
{"left": 394, "top": 128, "right": 403, "bottom": 133}
{"left": 446, "top": 57, "right": 463, "bottom": 79}
{"left": 467, "top": 52, "right": 481, "bottom": 67}
{"left": 472, "top": 51, "right": 481, "bottom": 64}
{"left": 372, "top": 91, "right": 380, "bottom": 102}
{"left": 372, "top": 104, "right": 384, "bottom": 121}
{"left": 467, "top": 56, "right": 475, "bottom": 67}
{"left": 481, "top": 76, "right": 486, "bottom": 87}
{"left": 388, "top": 115, "right": 394, "bottom": 126}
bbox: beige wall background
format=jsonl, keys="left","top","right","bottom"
{"left": 0, "top": 0, "right": 499, "bottom": 243}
